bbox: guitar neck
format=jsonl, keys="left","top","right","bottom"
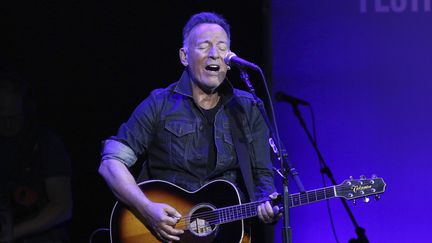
{"left": 216, "top": 185, "right": 337, "bottom": 224}
{"left": 289, "top": 185, "right": 337, "bottom": 208}
{"left": 214, "top": 200, "right": 263, "bottom": 224}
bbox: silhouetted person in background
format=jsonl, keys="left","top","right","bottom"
{"left": 0, "top": 71, "right": 72, "bottom": 243}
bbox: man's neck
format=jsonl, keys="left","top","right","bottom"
{"left": 191, "top": 81, "right": 220, "bottom": 110}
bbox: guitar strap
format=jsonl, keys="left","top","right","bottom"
{"left": 226, "top": 98, "right": 256, "bottom": 202}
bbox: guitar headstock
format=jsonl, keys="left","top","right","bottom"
{"left": 336, "top": 175, "right": 386, "bottom": 202}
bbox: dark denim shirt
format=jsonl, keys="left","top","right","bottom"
{"left": 102, "top": 69, "right": 275, "bottom": 202}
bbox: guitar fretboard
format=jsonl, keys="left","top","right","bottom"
{"left": 290, "top": 186, "right": 336, "bottom": 207}
{"left": 215, "top": 185, "right": 337, "bottom": 225}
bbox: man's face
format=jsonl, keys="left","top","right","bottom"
{"left": 180, "top": 23, "right": 230, "bottom": 93}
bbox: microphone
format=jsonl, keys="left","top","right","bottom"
{"left": 224, "top": 51, "right": 260, "bottom": 71}
{"left": 275, "top": 91, "right": 310, "bottom": 106}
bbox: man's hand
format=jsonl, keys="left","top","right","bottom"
{"left": 99, "top": 160, "right": 184, "bottom": 241}
{"left": 257, "top": 192, "right": 282, "bottom": 224}
{"left": 140, "top": 201, "right": 184, "bottom": 242}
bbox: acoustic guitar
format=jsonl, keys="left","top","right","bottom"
{"left": 109, "top": 177, "right": 386, "bottom": 243}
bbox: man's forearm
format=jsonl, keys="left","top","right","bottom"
{"left": 98, "top": 159, "right": 151, "bottom": 211}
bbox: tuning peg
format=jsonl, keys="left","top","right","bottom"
{"left": 349, "top": 175, "right": 354, "bottom": 180}
{"left": 363, "top": 197, "right": 370, "bottom": 203}
{"left": 372, "top": 174, "right": 377, "bottom": 179}
{"left": 360, "top": 175, "right": 366, "bottom": 180}
{"left": 374, "top": 195, "right": 380, "bottom": 201}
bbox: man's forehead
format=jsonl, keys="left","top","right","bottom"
{"left": 189, "top": 23, "right": 229, "bottom": 40}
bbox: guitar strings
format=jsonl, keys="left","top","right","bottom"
{"left": 174, "top": 201, "right": 264, "bottom": 229}
{"left": 172, "top": 184, "right": 377, "bottom": 229}
{"left": 181, "top": 184, "right": 371, "bottom": 222}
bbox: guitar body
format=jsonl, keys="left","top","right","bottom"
{"left": 110, "top": 180, "right": 250, "bottom": 243}
{"left": 109, "top": 176, "right": 386, "bottom": 243}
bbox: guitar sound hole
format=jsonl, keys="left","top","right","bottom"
{"left": 188, "top": 203, "right": 218, "bottom": 237}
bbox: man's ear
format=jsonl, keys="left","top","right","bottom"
{"left": 179, "top": 48, "right": 188, "bottom": 66}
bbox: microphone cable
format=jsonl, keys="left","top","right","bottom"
{"left": 310, "top": 105, "right": 341, "bottom": 243}
{"left": 89, "top": 227, "right": 109, "bottom": 243}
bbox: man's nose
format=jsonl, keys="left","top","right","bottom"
{"left": 208, "top": 46, "right": 220, "bottom": 58}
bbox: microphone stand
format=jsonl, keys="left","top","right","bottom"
{"left": 289, "top": 102, "right": 369, "bottom": 243}
{"left": 239, "top": 69, "right": 305, "bottom": 243}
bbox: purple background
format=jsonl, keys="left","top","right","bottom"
{"left": 271, "top": 0, "right": 432, "bottom": 242}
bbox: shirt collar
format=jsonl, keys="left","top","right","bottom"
{"left": 173, "top": 69, "right": 234, "bottom": 103}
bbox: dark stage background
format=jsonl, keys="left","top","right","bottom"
{"left": 2, "top": 1, "right": 271, "bottom": 241}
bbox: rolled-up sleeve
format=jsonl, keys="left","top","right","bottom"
{"left": 101, "top": 139, "right": 138, "bottom": 167}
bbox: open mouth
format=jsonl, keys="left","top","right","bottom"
{"left": 205, "top": 64, "right": 220, "bottom": 72}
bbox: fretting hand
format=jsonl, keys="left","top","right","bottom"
{"left": 257, "top": 192, "right": 281, "bottom": 224}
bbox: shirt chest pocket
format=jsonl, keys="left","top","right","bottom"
{"left": 164, "top": 119, "right": 196, "bottom": 160}
{"left": 165, "top": 120, "right": 196, "bottom": 137}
